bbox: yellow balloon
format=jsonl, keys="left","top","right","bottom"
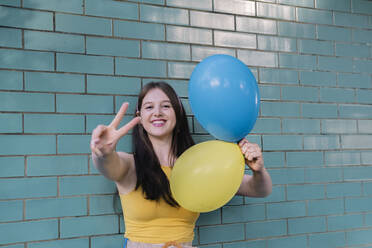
{"left": 170, "top": 140, "right": 245, "bottom": 212}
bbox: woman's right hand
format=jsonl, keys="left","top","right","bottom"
{"left": 90, "top": 102, "right": 141, "bottom": 157}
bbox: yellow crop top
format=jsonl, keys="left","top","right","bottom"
{"left": 120, "top": 166, "right": 200, "bottom": 244}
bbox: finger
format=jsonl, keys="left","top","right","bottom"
{"left": 109, "top": 102, "right": 129, "bottom": 129}
{"left": 92, "top": 125, "right": 107, "bottom": 139}
{"left": 92, "top": 146, "right": 103, "bottom": 157}
{"left": 239, "top": 138, "right": 248, "bottom": 146}
{"left": 117, "top": 116, "right": 141, "bottom": 138}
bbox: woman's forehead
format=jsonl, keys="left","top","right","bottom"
{"left": 142, "top": 88, "right": 170, "bottom": 104}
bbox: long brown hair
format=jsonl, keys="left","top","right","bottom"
{"left": 132, "top": 82, "right": 194, "bottom": 207}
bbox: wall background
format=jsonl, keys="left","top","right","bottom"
{"left": 0, "top": 0, "right": 372, "bottom": 247}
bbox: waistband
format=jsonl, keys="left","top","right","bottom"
{"left": 123, "top": 238, "right": 197, "bottom": 248}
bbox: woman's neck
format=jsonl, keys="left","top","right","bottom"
{"left": 148, "top": 134, "right": 174, "bottom": 167}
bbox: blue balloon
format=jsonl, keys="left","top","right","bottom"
{"left": 189, "top": 54, "right": 260, "bottom": 142}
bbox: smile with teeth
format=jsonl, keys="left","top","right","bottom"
{"left": 152, "top": 119, "right": 166, "bottom": 127}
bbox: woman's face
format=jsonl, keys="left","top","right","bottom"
{"left": 140, "top": 88, "right": 177, "bottom": 141}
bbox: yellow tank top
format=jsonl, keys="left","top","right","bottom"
{"left": 120, "top": 166, "right": 200, "bottom": 243}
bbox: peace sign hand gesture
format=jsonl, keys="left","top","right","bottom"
{"left": 90, "top": 102, "right": 140, "bottom": 157}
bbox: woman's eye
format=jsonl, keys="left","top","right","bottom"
{"left": 162, "top": 105, "right": 171, "bottom": 108}
{"left": 145, "top": 106, "right": 153, "bottom": 110}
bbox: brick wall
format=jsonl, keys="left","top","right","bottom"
{"left": 0, "top": 0, "right": 372, "bottom": 247}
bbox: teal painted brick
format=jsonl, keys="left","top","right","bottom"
{"left": 322, "top": 120, "right": 357, "bottom": 134}
{"left": 318, "top": 26, "right": 352, "bottom": 42}
{"left": 344, "top": 166, "right": 372, "bottom": 180}
{"left": 287, "top": 151, "right": 323, "bottom": 167}
{"left": 339, "top": 104, "right": 372, "bottom": 118}
{"left": 0, "top": 219, "right": 58, "bottom": 244}
{"left": 190, "top": 11, "right": 234, "bottom": 30}
{"left": 237, "top": 17, "right": 277, "bottom": 35}
{"left": 0, "top": 200, "right": 23, "bottom": 221}
{"left": 259, "top": 68, "right": 298, "bottom": 85}
{"left": 245, "top": 220, "right": 286, "bottom": 239}
{"left": 238, "top": 50, "right": 277, "bottom": 67}
{"left": 357, "top": 89, "right": 372, "bottom": 104}
{"left": 309, "top": 232, "right": 345, "bottom": 248}
{"left": 362, "top": 151, "right": 372, "bottom": 164}
{"left": 327, "top": 182, "right": 362, "bottom": 198}
{"left": 342, "top": 135, "right": 372, "bottom": 149}
{"left": 141, "top": 5, "right": 188, "bottom": 25}
{"left": 222, "top": 204, "right": 265, "bottom": 223}
{"left": 0, "top": 48, "right": 54, "bottom": 71}
{"left": 268, "top": 201, "right": 306, "bottom": 219}
{"left": 354, "top": 59, "right": 372, "bottom": 73}
{"left": 215, "top": 31, "right": 256, "bottom": 49}
{"left": 133, "top": 0, "right": 164, "bottom": 5}
{"left": 353, "top": 29, "right": 372, "bottom": 43}
{"left": 259, "top": 85, "right": 280, "bottom": 100}
{"left": 320, "top": 87, "right": 355, "bottom": 103}
{"left": 223, "top": 240, "right": 265, "bottom": 248}
{"left": 142, "top": 41, "right": 190, "bottom": 61}
{"left": 302, "top": 103, "right": 338, "bottom": 118}
{"left": 57, "top": 53, "right": 114, "bottom": 74}
{"left": 325, "top": 151, "right": 360, "bottom": 165}
{"left": 57, "top": 94, "right": 113, "bottom": 114}
{"left": 347, "top": 229, "right": 372, "bottom": 246}
{"left": 1, "top": 0, "right": 21, "bottom": 6}
{"left": 0, "top": 135, "right": 55, "bottom": 155}
{"left": 191, "top": 45, "right": 235, "bottom": 62}
{"left": 365, "top": 182, "right": 372, "bottom": 195}
{"left": 336, "top": 43, "right": 370, "bottom": 58}
{"left": 0, "top": 70, "right": 22, "bottom": 90}
{"left": 0, "top": 177, "right": 57, "bottom": 199}
{"left": 0, "top": 113, "right": 22, "bottom": 133}
{"left": 251, "top": 118, "right": 281, "bottom": 134}
{"left": 0, "top": 245, "right": 24, "bottom": 248}
{"left": 91, "top": 235, "right": 124, "bottom": 248}
{"left": 115, "top": 20, "right": 165, "bottom": 41}
{"left": 199, "top": 224, "right": 244, "bottom": 244}
{"left": 287, "top": 184, "right": 325, "bottom": 201}
{"left": 25, "top": 72, "right": 85, "bottom": 93}
{"left": 24, "top": 114, "right": 85, "bottom": 133}
{"left": 279, "top": 54, "right": 316, "bottom": 70}
{"left": 308, "top": 199, "right": 344, "bottom": 216}
{"left": 367, "top": 213, "right": 372, "bottom": 226}
{"left": 335, "top": 12, "right": 369, "bottom": 28}
{"left": 269, "top": 168, "right": 305, "bottom": 184}
{"left": 0, "top": 6, "right": 52, "bottom": 30}
{"left": 279, "top": 0, "right": 314, "bottom": 7}
{"left": 197, "top": 210, "right": 221, "bottom": 226}
{"left": 297, "top": 8, "right": 332, "bottom": 25}
{"left": 304, "top": 135, "right": 340, "bottom": 150}
{"left": 87, "top": 115, "right": 126, "bottom": 134}
{"left": 26, "top": 197, "right": 87, "bottom": 219}
{"left": 86, "top": 0, "right": 138, "bottom": 20}
{"left": 263, "top": 135, "right": 303, "bottom": 151}
{"left": 318, "top": 56, "right": 353, "bottom": 72}
{"left": 87, "top": 75, "right": 141, "bottom": 95}
{"left": 298, "top": 39, "right": 334, "bottom": 56}
{"left": 60, "top": 215, "right": 118, "bottom": 238}
{"left": 167, "top": 0, "right": 212, "bottom": 11}
{"left": 282, "top": 86, "right": 319, "bottom": 101}
{"left": 283, "top": 119, "right": 321, "bottom": 134}
{"left": 300, "top": 71, "right": 336, "bottom": 86}
{"left": 116, "top": 58, "right": 166, "bottom": 77}
{"left": 60, "top": 175, "right": 116, "bottom": 196}
{"left": 288, "top": 216, "right": 326, "bottom": 234}
{"left": 328, "top": 214, "right": 364, "bottom": 231}
{"left": 23, "top": 0, "right": 83, "bottom": 13}
{"left": 246, "top": 185, "right": 286, "bottom": 204}
{"left": 29, "top": 238, "right": 89, "bottom": 248}
{"left": 258, "top": 36, "right": 296, "bottom": 52}
{"left": 144, "top": 79, "right": 189, "bottom": 98}
{"left": 226, "top": 195, "right": 243, "bottom": 206}
{"left": 316, "top": 0, "right": 350, "bottom": 11}
{"left": 55, "top": 13, "right": 111, "bottom": 36}
{"left": 268, "top": 236, "right": 307, "bottom": 248}
{"left": 0, "top": 92, "right": 54, "bottom": 112}
{"left": 352, "top": 0, "right": 372, "bottom": 14}
{"left": 359, "top": 120, "right": 372, "bottom": 133}
{"left": 261, "top": 102, "right": 300, "bottom": 117}
{"left": 339, "top": 73, "right": 371, "bottom": 88}
{"left": 257, "top": 2, "right": 295, "bottom": 20}
{"left": 115, "top": 96, "right": 138, "bottom": 115}
{"left": 167, "top": 25, "right": 212, "bottom": 45}
{"left": 90, "top": 195, "right": 121, "bottom": 215}
{"left": 278, "top": 22, "right": 315, "bottom": 38}
{"left": 27, "top": 155, "right": 88, "bottom": 176}
{"left": 86, "top": 37, "right": 140, "bottom": 57}
{"left": 0, "top": 156, "right": 24, "bottom": 177}
{"left": 168, "top": 62, "right": 195, "bottom": 79}
{"left": 57, "top": 135, "right": 91, "bottom": 154}
{"left": 0, "top": 27, "right": 21, "bottom": 48}
{"left": 214, "top": 0, "right": 255, "bottom": 16}
{"left": 305, "top": 167, "right": 343, "bottom": 183}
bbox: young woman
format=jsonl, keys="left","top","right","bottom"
{"left": 90, "top": 82, "right": 272, "bottom": 248}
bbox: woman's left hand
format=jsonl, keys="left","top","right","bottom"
{"left": 238, "top": 138, "right": 264, "bottom": 172}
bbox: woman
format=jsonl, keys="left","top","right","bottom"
{"left": 90, "top": 82, "right": 272, "bottom": 248}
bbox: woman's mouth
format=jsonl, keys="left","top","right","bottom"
{"left": 152, "top": 119, "right": 166, "bottom": 127}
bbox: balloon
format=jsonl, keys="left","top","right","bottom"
{"left": 189, "top": 54, "right": 260, "bottom": 142}
{"left": 170, "top": 140, "right": 245, "bottom": 212}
